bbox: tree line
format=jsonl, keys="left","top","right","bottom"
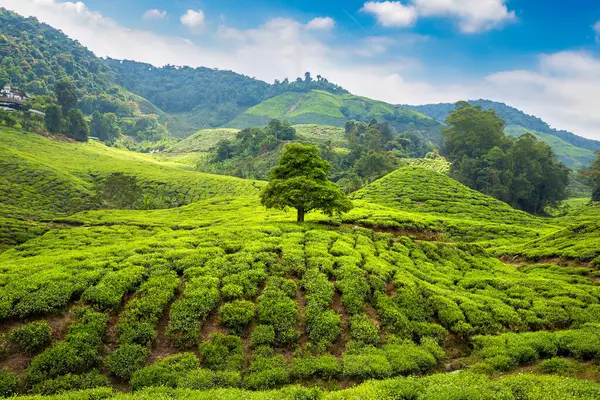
{"left": 441, "top": 102, "right": 569, "bottom": 214}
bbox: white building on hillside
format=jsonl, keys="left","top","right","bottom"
{"left": 0, "top": 84, "right": 26, "bottom": 101}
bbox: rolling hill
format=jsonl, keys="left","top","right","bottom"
{"left": 225, "top": 90, "right": 444, "bottom": 142}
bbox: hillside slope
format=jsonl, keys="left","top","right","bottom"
{"left": 225, "top": 90, "right": 443, "bottom": 142}
{"left": 352, "top": 166, "right": 537, "bottom": 224}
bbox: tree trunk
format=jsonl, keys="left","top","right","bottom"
{"left": 297, "top": 208, "right": 305, "bottom": 223}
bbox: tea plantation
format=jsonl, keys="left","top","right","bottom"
{"left": 1, "top": 127, "right": 600, "bottom": 398}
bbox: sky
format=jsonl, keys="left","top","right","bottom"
{"left": 2, "top": 0, "right": 600, "bottom": 140}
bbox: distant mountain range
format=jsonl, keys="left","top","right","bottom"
{"left": 1, "top": 7, "right": 598, "bottom": 168}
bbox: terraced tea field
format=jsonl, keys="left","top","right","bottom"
{"left": 1, "top": 128, "right": 600, "bottom": 399}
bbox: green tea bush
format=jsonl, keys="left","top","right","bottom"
{"left": 342, "top": 346, "right": 393, "bottom": 380}
{"left": 199, "top": 334, "right": 244, "bottom": 371}
{"left": 244, "top": 346, "right": 290, "bottom": 390}
{"left": 383, "top": 341, "right": 438, "bottom": 375}
{"left": 167, "top": 277, "right": 220, "bottom": 347}
{"left": 221, "top": 284, "right": 244, "bottom": 300}
{"left": 218, "top": 300, "right": 255, "bottom": 335}
{"left": 291, "top": 354, "right": 342, "bottom": 380}
{"left": 251, "top": 325, "right": 275, "bottom": 348}
{"left": 130, "top": 353, "right": 199, "bottom": 391}
{"left": 106, "top": 344, "right": 149, "bottom": 380}
{"left": 177, "top": 369, "right": 241, "bottom": 390}
{"left": 349, "top": 314, "right": 380, "bottom": 346}
{"left": 116, "top": 270, "right": 179, "bottom": 347}
{"left": 258, "top": 283, "right": 299, "bottom": 346}
{"left": 81, "top": 266, "right": 146, "bottom": 310}
{"left": 537, "top": 357, "right": 577, "bottom": 374}
{"left": 30, "top": 370, "right": 109, "bottom": 395}
{"left": 9, "top": 321, "right": 52, "bottom": 355}
{"left": 0, "top": 369, "right": 18, "bottom": 398}
{"left": 27, "top": 308, "right": 107, "bottom": 385}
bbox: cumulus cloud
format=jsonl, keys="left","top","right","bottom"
{"left": 1, "top": 0, "right": 600, "bottom": 139}
{"left": 306, "top": 17, "right": 336, "bottom": 31}
{"left": 181, "top": 9, "right": 205, "bottom": 31}
{"left": 143, "top": 9, "right": 167, "bottom": 20}
{"left": 362, "top": 0, "right": 515, "bottom": 33}
{"left": 361, "top": 1, "right": 417, "bottom": 28}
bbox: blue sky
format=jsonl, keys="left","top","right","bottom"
{"left": 3, "top": 0, "right": 600, "bottom": 139}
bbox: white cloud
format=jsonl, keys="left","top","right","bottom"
{"left": 181, "top": 9, "right": 205, "bottom": 31}
{"left": 362, "top": 0, "right": 515, "bottom": 33}
{"left": 306, "top": 17, "right": 336, "bottom": 31}
{"left": 361, "top": 1, "right": 418, "bottom": 28}
{"left": 480, "top": 52, "right": 600, "bottom": 140}
{"left": 2, "top": 0, "right": 600, "bottom": 140}
{"left": 594, "top": 20, "right": 600, "bottom": 42}
{"left": 143, "top": 9, "right": 167, "bottom": 20}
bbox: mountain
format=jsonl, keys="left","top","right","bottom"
{"left": 1, "top": 7, "right": 597, "bottom": 170}
{"left": 408, "top": 100, "right": 600, "bottom": 169}
{"left": 225, "top": 89, "right": 444, "bottom": 143}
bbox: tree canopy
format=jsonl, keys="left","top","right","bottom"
{"left": 260, "top": 144, "right": 353, "bottom": 222}
{"left": 442, "top": 102, "right": 569, "bottom": 214}
{"left": 591, "top": 151, "right": 600, "bottom": 202}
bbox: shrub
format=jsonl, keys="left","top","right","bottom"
{"left": 199, "top": 333, "right": 244, "bottom": 371}
{"left": 306, "top": 308, "right": 341, "bottom": 351}
{"left": 177, "top": 369, "right": 241, "bottom": 389}
{"left": 27, "top": 308, "right": 107, "bottom": 385}
{"left": 258, "top": 286, "right": 299, "bottom": 345}
{"left": 219, "top": 300, "right": 255, "bottom": 335}
{"left": 537, "top": 358, "right": 577, "bottom": 374}
{"left": 384, "top": 341, "right": 438, "bottom": 375}
{"left": 30, "top": 370, "right": 109, "bottom": 395}
{"left": 221, "top": 284, "right": 244, "bottom": 300}
{"left": 9, "top": 321, "right": 52, "bottom": 355}
{"left": 81, "top": 266, "right": 146, "bottom": 310}
{"left": 350, "top": 314, "right": 380, "bottom": 346}
{"left": 291, "top": 354, "right": 342, "bottom": 380}
{"left": 342, "top": 346, "right": 393, "bottom": 380}
{"left": 167, "top": 276, "right": 220, "bottom": 347}
{"left": 130, "top": 353, "right": 199, "bottom": 391}
{"left": 244, "top": 346, "right": 290, "bottom": 390}
{"left": 106, "top": 344, "right": 149, "bottom": 380}
{"left": 0, "top": 369, "right": 18, "bottom": 398}
{"left": 251, "top": 325, "right": 275, "bottom": 348}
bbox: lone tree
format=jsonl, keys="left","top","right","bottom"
{"left": 592, "top": 151, "right": 600, "bottom": 202}
{"left": 260, "top": 143, "right": 353, "bottom": 222}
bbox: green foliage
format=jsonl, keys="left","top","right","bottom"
{"left": 350, "top": 314, "right": 380, "bottom": 346}
{"left": 44, "top": 105, "right": 63, "bottom": 133}
{"left": 106, "top": 344, "right": 149, "bottom": 380}
{"left": 199, "top": 334, "right": 244, "bottom": 371}
{"left": 90, "top": 112, "right": 121, "bottom": 143}
{"left": 251, "top": 325, "right": 276, "bottom": 348}
{"left": 130, "top": 353, "right": 199, "bottom": 391}
{"left": 0, "top": 369, "right": 18, "bottom": 397}
{"left": 27, "top": 308, "right": 108, "bottom": 385}
{"left": 55, "top": 80, "right": 78, "bottom": 114}
{"left": 30, "top": 370, "right": 109, "bottom": 395}
{"left": 219, "top": 300, "right": 255, "bottom": 335}
{"left": 442, "top": 102, "right": 569, "bottom": 214}
{"left": 537, "top": 358, "right": 578, "bottom": 374}
{"left": 65, "top": 109, "right": 89, "bottom": 142}
{"left": 167, "top": 277, "right": 220, "bottom": 347}
{"left": 258, "top": 281, "right": 299, "bottom": 346}
{"left": 177, "top": 369, "right": 241, "bottom": 390}
{"left": 591, "top": 151, "right": 600, "bottom": 201}
{"left": 260, "top": 144, "right": 353, "bottom": 222}
{"left": 291, "top": 354, "right": 342, "bottom": 380}
{"left": 9, "top": 321, "right": 52, "bottom": 355}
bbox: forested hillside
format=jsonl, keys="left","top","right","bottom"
{"left": 408, "top": 100, "right": 600, "bottom": 168}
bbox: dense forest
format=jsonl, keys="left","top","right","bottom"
{"left": 442, "top": 102, "right": 569, "bottom": 214}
